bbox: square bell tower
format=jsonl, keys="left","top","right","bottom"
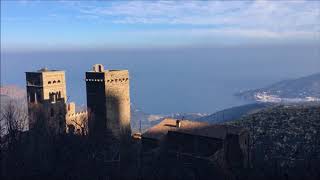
{"left": 25, "top": 68, "right": 67, "bottom": 134}
{"left": 85, "top": 64, "right": 131, "bottom": 139}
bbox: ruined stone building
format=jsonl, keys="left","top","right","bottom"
{"left": 142, "top": 118, "right": 250, "bottom": 169}
{"left": 26, "top": 68, "right": 67, "bottom": 134}
{"left": 26, "top": 68, "right": 87, "bottom": 134}
{"left": 85, "top": 64, "right": 131, "bottom": 139}
{"left": 66, "top": 102, "right": 88, "bottom": 135}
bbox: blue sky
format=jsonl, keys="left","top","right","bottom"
{"left": 1, "top": 0, "right": 320, "bottom": 51}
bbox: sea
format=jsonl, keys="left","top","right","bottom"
{"left": 2, "top": 44, "right": 319, "bottom": 114}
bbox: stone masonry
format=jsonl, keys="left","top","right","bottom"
{"left": 26, "top": 68, "right": 67, "bottom": 134}
{"left": 86, "top": 64, "right": 131, "bottom": 139}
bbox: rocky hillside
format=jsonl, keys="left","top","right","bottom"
{"left": 229, "top": 104, "right": 320, "bottom": 165}
{"left": 197, "top": 103, "right": 273, "bottom": 123}
{"left": 235, "top": 73, "right": 320, "bottom": 102}
{"left": 0, "top": 85, "right": 26, "bottom": 106}
{"left": 0, "top": 85, "right": 26, "bottom": 99}
{"left": 0, "top": 85, "right": 27, "bottom": 108}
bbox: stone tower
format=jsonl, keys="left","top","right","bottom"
{"left": 25, "top": 68, "right": 67, "bottom": 134}
{"left": 85, "top": 64, "right": 131, "bottom": 138}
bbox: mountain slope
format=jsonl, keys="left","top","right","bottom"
{"left": 0, "top": 85, "right": 27, "bottom": 109}
{"left": 197, "top": 103, "right": 274, "bottom": 123}
{"left": 228, "top": 104, "right": 320, "bottom": 164}
{"left": 235, "top": 73, "right": 320, "bottom": 102}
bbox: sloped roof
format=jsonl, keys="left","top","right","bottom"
{"left": 142, "top": 118, "right": 245, "bottom": 140}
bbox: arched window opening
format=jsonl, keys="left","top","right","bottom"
{"left": 57, "top": 80, "right": 61, "bottom": 83}
{"left": 48, "top": 81, "right": 51, "bottom": 84}
{"left": 50, "top": 92, "right": 56, "bottom": 102}
{"left": 34, "top": 92, "right": 38, "bottom": 103}
{"left": 30, "top": 93, "right": 35, "bottom": 103}
{"left": 53, "top": 80, "right": 56, "bottom": 84}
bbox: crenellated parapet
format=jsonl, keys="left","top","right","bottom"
{"left": 66, "top": 102, "right": 88, "bottom": 135}
{"left": 67, "top": 111, "right": 88, "bottom": 118}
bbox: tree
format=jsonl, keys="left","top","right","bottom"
{"left": 71, "top": 113, "right": 89, "bottom": 136}
{"left": 1, "top": 99, "right": 28, "bottom": 145}
{"left": 0, "top": 99, "right": 28, "bottom": 178}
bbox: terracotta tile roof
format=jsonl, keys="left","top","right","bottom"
{"left": 142, "top": 118, "right": 245, "bottom": 140}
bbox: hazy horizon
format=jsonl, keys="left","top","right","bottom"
{"left": 2, "top": 43, "right": 319, "bottom": 114}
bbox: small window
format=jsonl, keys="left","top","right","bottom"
{"left": 48, "top": 81, "right": 51, "bottom": 84}
{"left": 53, "top": 80, "right": 56, "bottom": 84}
{"left": 57, "top": 80, "right": 61, "bottom": 83}
{"left": 50, "top": 108, "right": 54, "bottom": 117}
{"left": 68, "top": 125, "right": 75, "bottom": 134}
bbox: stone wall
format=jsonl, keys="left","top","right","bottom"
{"left": 42, "top": 71, "right": 67, "bottom": 102}
{"left": 105, "top": 70, "right": 131, "bottom": 138}
{"left": 165, "top": 131, "right": 224, "bottom": 156}
{"left": 85, "top": 65, "right": 131, "bottom": 139}
{"left": 66, "top": 111, "right": 88, "bottom": 134}
{"left": 86, "top": 72, "right": 106, "bottom": 136}
{"left": 26, "top": 70, "right": 67, "bottom": 134}
{"left": 66, "top": 105, "right": 88, "bottom": 135}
